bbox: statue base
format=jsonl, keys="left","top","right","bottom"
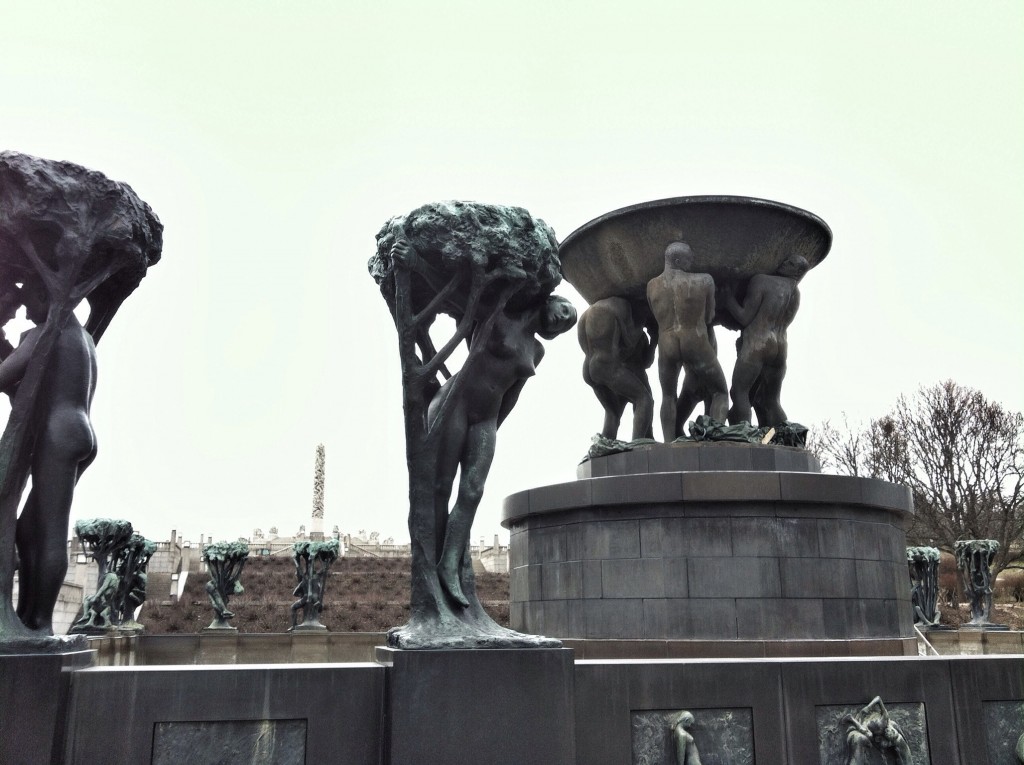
{"left": 202, "top": 623, "right": 237, "bottom": 632}
{"left": 505, "top": 441, "right": 915, "bottom": 644}
{"left": 289, "top": 621, "right": 328, "bottom": 632}
{"left": 961, "top": 622, "right": 1010, "bottom": 631}
{"left": 375, "top": 646, "right": 575, "bottom": 765}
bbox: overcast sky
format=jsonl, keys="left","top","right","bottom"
{"left": 2, "top": 1, "right": 1022, "bottom": 547}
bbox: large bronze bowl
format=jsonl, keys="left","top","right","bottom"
{"left": 558, "top": 196, "right": 832, "bottom": 304}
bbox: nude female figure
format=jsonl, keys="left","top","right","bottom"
{"left": 0, "top": 279, "right": 97, "bottom": 633}
{"left": 411, "top": 256, "right": 576, "bottom": 606}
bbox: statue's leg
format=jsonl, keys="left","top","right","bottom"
{"left": 432, "top": 403, "right": 467, "bottom": 563}
{"left": 705, "top": 360, "right": 730, "bottom": 424}
{"left": 756, "top": 362, "right": 787, "bottom": 426}
{"left": 599, "top": 365, "right": 654, "bottom": 442}
{"left": 591, "top": 384, "right": 624, "bottom": 440}
{"left": 657, "top": 352, "right": 681, "bottom": 441}
{"left": 15, "top": 458, "right": 80, "bottom": 633}
{"left": 728, "top": 357, "right": 761, "bottom": 424}
{"left": 438, "top": 421, "right": 496, "bottom": 607}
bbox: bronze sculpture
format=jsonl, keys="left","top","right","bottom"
{"left": 0, "top": 151, "right": 162, "bottom": 652}
{"left": 558, "top": 196, "right": 829, "bottom": 442}
{"left": 370, "top": 201, "right": 575, "bottom": 648}
{"left": 722, "top": 254, "right": 807, "bottom": 426}
{"left": 578, "top": 296, "right": 656, "bottom": 441}
{"left": 646, "top": 242, "right": 729, "bottom": 440}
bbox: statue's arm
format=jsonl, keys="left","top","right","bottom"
{"left": 723, "top": 283, "right": 760, "bottom": 327}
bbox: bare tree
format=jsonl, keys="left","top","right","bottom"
{"left": 816, "top": 381, "right": 1024, "bottom": 573}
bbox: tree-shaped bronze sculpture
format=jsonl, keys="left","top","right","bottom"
{"left": 201, "top": 541, "right": 249, "bottom": 630}
{"left": 907, "top": 546, "right": 942, "bottom": 629}
{"left": 289, "top": 538, "right": 339, "bottom": 631}
{"left": 114, "top": 533, "right": 157, "bottom": 632}
{"left": 0, "top": 151, "right": 162, "bottom": 652}
{"left": 955, "top": 539, "right": 1007, "bottom": 629}
{"left": 69, "top": 518, "right": 134, "bottom": 635}
{"left": 369, "top": 201, "right": 577, "bottom": 648}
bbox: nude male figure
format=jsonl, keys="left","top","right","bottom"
{"left": 578, "top": 297, "right": 656, "bottom": 441}
{"left": 721, "top": 254, "right": 808, "bottom": 426}
{"left": 0, "top": 279, "right": 98, "bottom": 633}
{"left": 647, "top": 242, "right": 728, "bottom": 441}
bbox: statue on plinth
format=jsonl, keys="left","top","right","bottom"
{"left": 0, "top": 151, "right": 162, "bottom": 652}
{"left": 369, "top": 201, "right": 576, "bottom": 648}
{"left": 69, "top": 518, "right": 134, "bottom": 635}
{"left": 114, "top": 534, "right": 157, "bottom": 632}
{"left": 906, "top": 546, "right": 942, "bottom": 629}
{"left": 289, "top": 538, "right": 339, "bottom": 631}
{"left": 202, "top": 541, "right": 249, "bottom": 630}
{"left": 955, "top": 539, "right": 1007, "bottom": 629}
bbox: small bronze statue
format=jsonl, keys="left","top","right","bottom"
{"left": 0, "top": 151, "right": 162, "bottom": 652}
{"left": 721, "top": 254, "right": 807, "bottom": 426}
{"left": 578, "top": 297, "right": 656, "bottom": 441}
{"left": 907, "top": 546, "right": 942, "bottom": 628}
{"left": 955, "top": 539, "right": 1006, "bottom": 629}
{"left": 289, "top": 539, "right": 339, "bottom": 631}
{"left": 646, "top": 242, "right": 729, "bottom": 440}
{"left": 114, "top": 534, "right": 157, "bottom": 631}
{"left": 202, "top": 541, "right": 249, "bottom": 630}
{"left": 69, "top": 518, "right": 134, "bottom": 635}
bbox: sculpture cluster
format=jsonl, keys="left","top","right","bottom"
{"left": 579, "top": 241, "right": 808, "bottom": 445}
{"left": 70, "top": 518, "right": 156, "bottom": 635}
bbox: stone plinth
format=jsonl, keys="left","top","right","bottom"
{"left": 376, "top": 647, "right": 576, "bottom": 765}
{"left": 0, "top": 649, "right": 93, "bottom": 765}
{"left": 503, "top": 442, "right": 914, "bottom": 645}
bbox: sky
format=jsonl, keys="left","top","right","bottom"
{"left": 1, "top": 1, "right": 1022, "bottom": 548}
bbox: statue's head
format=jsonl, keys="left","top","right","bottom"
{"left": 776, "top": 255, "right": 809, "bottom": 281}
{"left": 539, "top": 294, "right": 577, "bottom": 340}
{"left": 674, "top": 711, "right": 695, "bottom": 729}
{"left": 664, "top": 241, "right": 695, "bottom": 271}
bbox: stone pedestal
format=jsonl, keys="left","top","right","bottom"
{"left": 376, "top": 647, "right": 576, "bottom": 765}
{"left": 0, "top": 649, "right": 93, "bottom": 765}
{"left": 503, "top": 442, "right": 915, "bottom": 647}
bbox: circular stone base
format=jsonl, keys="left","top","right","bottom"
{"left": 504, "top": 449, "right": 914, "bottom": 643}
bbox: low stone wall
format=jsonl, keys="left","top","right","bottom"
{"left": 30, "top": 650, "right": 1024, "bottom": 764}
{"left": 924, "top": 628, "right": 1024, "bottom": 655}
{"left": 87, "top": 631, "right": 389, "bottom": 666}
